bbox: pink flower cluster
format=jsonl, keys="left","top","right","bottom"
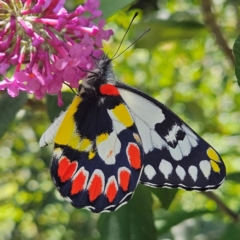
{"left": 0, "top": 0, "right": 113, "bottom": 105}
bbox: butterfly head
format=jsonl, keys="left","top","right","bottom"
{"left": 78, "top": 54, "right": 115, "bottom": 97}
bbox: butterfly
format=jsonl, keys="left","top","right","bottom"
{"left": 40, "top": 54, "right": 226, "bottom": 213}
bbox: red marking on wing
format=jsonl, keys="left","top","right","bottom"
{"left": 100, "top": 84, "right": 120, "bottom": 96}
{"left": 127, "top": 143, "right": 142, "bottom": 169}
{"left": 105, "top": 177, "right": 118, "bottom": 203}
{"left": 119, "top": 168, "right": 131, "bottom": 191}
{"left": 71, "top": 168, "right": 88, "bottom": 195}
{"left": 58, "top": 157, "right": 78, "bottom": 182}
{"left": 88, "top": 172, "right": 104, "bottom": 202}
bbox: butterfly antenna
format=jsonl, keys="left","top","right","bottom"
{"left": 111, "top": 27, "right": 150, "bottom": 60}
{"left": 111, "top": 12, "right": 139, "bottom": 59}
{"left": 63, "top": 82, "right": 77, "bottom": 95}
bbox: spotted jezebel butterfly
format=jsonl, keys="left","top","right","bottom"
{"left": 40, "top": 54, "right": 226, "bottom": 213}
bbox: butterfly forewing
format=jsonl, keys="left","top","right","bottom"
{"left": 116, "top": 85, "right": 225, "bottom": 190}
{"left": 50, "top": 85, "right": 144, "bottom": 213}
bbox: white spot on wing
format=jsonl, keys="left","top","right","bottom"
{"left": 144, "top": 165, "right": 156, "bottom": 180}
{"left": 188, "top": 166, "right": 198, "bottom": 182}
{"left": 97, "top": 131, "right": 121, "bottom": 165}
{"left": 111, "top": 119, "right": 126, "bottom": 134}
{"left": 53, "top": 148, "right": 63, "bottom": 159}
{"left": 182, "top": 125, "right": 198, "bottom": 147}
{"left": 167, "top": 131, "right": 196, "bottom": 161}
{"left": 39, "top": 111, "right": 66, "bottom": 147}
{"left": 168, "top": 145, "right": 183, "bottom": 161}
{"left": 119, "top": 88, "right": 165, "bottom": 128}
{"left": 199, "top": 160, "right": 211, "bottom": 179}
{"left": 159, "top": 159, "right": 173, "bottom": 179}
{"left": 165, "top": 124, "right": 180, "bottom": 144}
{"left": 134, "top": 116, "right": 153, "bottom": 153}
{"left": 177, "top": 139, "right": 192, "bottom": 158}
{"left": 151, "top": 130, "right": 166, "bottom": 150}
{"left": 163, "top": 125, "right": 200, "bottom": 162}
{"left": 175, "top": 165, "right": 186, "bottom": 180}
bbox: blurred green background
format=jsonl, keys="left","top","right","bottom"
{"left": 0, "top": 0, "right": 240, "bottom": 239}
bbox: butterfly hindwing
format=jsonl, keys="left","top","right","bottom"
{"left": 49, "top": 86, "right": 143, "bottom": 213}
{"left": 115, "top": 83, "right": 225, "bottom": 190}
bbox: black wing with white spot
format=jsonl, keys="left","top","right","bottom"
{"left": 115, "top": 81, "right": 226, "bottom": 191}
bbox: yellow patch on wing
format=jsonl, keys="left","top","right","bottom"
{"left": 210, "top": 160, "right": 221, "bottom": 173}
{"left": 97, "top": 133, "right": 108, "bottom": 144}
{"left": 67, "top": 127, "right": 81, "bottom": 150}
{"left": 207, "top": 148, "right": 221, "bottom": 163}
{"left": 88, "top": 150, "right": 96, "bottom": 160}
{"left": 54, "top": 96, "right": 82, "bottom": 147}
{"left": 112, "top": 103, "right": 133, "bottom": 127}
{"left": 79, "top": 138, "right": 92, "bottom": 151}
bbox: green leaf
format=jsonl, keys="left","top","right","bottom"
{"left": 233, "top": 35, "right": 240, "bottom": 86}
{"left": 98, "top": 185, "right": 157, "bottom": 240}
{"left": 46, "top": 92, "right": 74, "bottom": 122}
{"left": 133, "top": 19, "right": 207, "bottom": 49}
{"left": 156, "top": 209, "right": 213, "bottom": 235}
{"left": 0, "top": 92, "right": 27, "bottom": 138}
{"left": 100, "top": 0, "right": 135, "bottom": 19}
{"left": 225, "top": 172, "right": 240, "bottom": 183}
{"left": 151, "top": 188, "right": 178, "bottom": 209}
{"left": 220, "top": 222, "right": 240, "bottom": 240}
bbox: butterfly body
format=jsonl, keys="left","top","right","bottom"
{"left": 40, "top": 54, "right": 226, "bottom": 213}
